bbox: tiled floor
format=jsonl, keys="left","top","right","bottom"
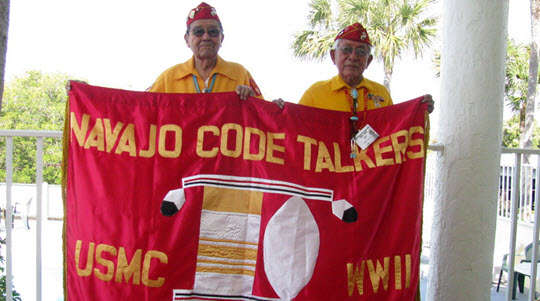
{"left": 419, "top": 273, "right": 532, "bottom": 300}
{"left": 489, "top": 281, "right": 531, "bottom": 301}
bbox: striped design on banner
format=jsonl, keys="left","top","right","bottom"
{"left": 202, "top": 186, "right": 263, "bottom": 214}
{"left": 173, "top": 290, "right": 279, "bottom": 301}
{"left": 183, "top": 174, "right": 333, "bottom": 201}
{"left": 193, "top": 186, "right": 262, "bottom": 296}
{"left": 197, "top": 237, "right": 258, "bottom": 276}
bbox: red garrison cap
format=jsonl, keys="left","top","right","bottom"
{"left": 334, "top": 23, "right": 371, "bottom": 46}
{"left": 187, "top": 2, "right": 220, "bottom": 26}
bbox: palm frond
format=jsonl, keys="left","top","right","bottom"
{"left": 293, "top": 0, "right": 439, "bottom": 86}
{"left": 292, "top": 30, "right": 337, "bottom": 60}
{"left": 308, "top": 0, "right": 333, "bottom": 29}
{"left": 505, "top": 40, "right": 530, "bottom": 113}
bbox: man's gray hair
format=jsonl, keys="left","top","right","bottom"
{"left": 332, "top": 39, "right": 372, "bottom": 54}
{"left": 331, "top": 39, "right": 341, "bottom": 50}
{"left": 186, "top": 21, "right": 224, "bottom": 35}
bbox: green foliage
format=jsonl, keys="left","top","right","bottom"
{"left": 0, "top": 239, "right": 22, "bottom": 301}
{"left": 500, "top": 40, "right": 540, "bottom": 148}
{"left": 505, "top": 40, "right": 531, "bottom": 114}
{"left": 502, "top": 115, "right": 522, "bottom": 148}
{"left": 0, "top": 70, "right": 69, "bottom": 184}
{"left": 502, "top": 115, "right": 540, "bottom": 148}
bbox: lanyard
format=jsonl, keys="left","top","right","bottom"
{"left": 192, "top": 73, "right": 217, "bottom": 93}
{"left": 348, "top": 87, "right": 368, "bottom": 137}
{"left": 348, "top": 87, "right": 368, "bottom": 158}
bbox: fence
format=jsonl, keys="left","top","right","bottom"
{"left": 498, "top": 164, "right": 537, "bottom": 223}
{"left": 0, "top": 130, "right": 63, "bottom": 301}
{"left": 497, "top": 149, "right": 540, "bottom": 301}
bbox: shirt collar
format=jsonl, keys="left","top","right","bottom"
{"left": 173, "top": 56, "right": 237, "bottom": 81}
{"left": 330, "top": 75, "right": 368, "bottom": 91}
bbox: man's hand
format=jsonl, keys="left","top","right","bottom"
{"left": 66, "top": 80, "right": 88, "bottom": 92}
{"left": 236, "top": 85, "right": 255, "bottom": 100}
{"left": 422, "top": 94, "right": 434, "bottom": 113}
{"left": 272, "top": 98, "right": 285, "bottom": 109}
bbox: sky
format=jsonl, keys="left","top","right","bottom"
{"left": 5, "top": 0, "right": 442, "bottom": 99}
{"left": 3, "top": 0, "right": 533, "bottom": 135}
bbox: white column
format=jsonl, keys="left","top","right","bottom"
{"left": 427, "top": 1, "right": 508, "bottom": 301}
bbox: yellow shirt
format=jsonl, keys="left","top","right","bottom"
{"left": 299, "top": 75, "right": 392, "bottom": 112}
{"left": 149, "top": 56, "right": 263, "bottom": 98}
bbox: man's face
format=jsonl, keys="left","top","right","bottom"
{"left": 330, "top": 39, "right": 373, "bottom": 86}
{"left": 185, "top": 19, "right": 224, "bottom": 60}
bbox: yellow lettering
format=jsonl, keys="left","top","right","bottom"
{"left": 158, "top": 124, "right": 182, "bottom": 158}
{"left": 139, "top": 124, "right": 157, "bottom": 158}
{"left": 334, "top": 143, "right": 354, "bottom": 172}
{"left": 104, "top": 118, "right": 124, "bottom": 153}
{"left": 315, "top": 141, "right": 335, "bottom": 172}
{"left": 367, "top": 257, "right": 390, "bottom": 293}
{"left": 94, "top": 244, "right": 117, "bottom": 282}
{"left": 243, "top": 127, "right": 266, "bottom": 161}
{"left": 196, "top": 125, "right": 219, "bottom": 158}
{"left": 390, "top": 130, "right": 409, "bottom": 164}
{"left": 142, "top": 250, "right": 168, "bottom": 288}
{"left": 220, "top": 123, "right": 243, "bottom": 158}
{"left": 394, "top": 255, "right": 402, "bottom": 290}
{"left": 407, "top": 126, "right": 425, "bottom": 159}
{"left": 115, "top": 248, "right": 142, "bottom": 285}
{"left": 115, "top": 124, "right": 137, "bottom": 157}
{"left": 347, "top": 261, "right": 365, "bottom": 296}
{"left": 74, "top": 241, "right": 167, "bottom": 288}
{"left": 347, "top": 254, "right": 410, "bottom": 296}
{"left": 70, "top": 112, "right": 90, "bottom": 147}
{"left": 405, "top": 254, "right": 411, "bottom": 288}
{"left": 75, "top": 240, "right": 94, "bottom": 277}
{"left": 83, "top": 118, "right": 105, "bottom": 151}
{"left": 352, "top": 145, "right": 376, "bottom": 171}
{"left": 373, "top": 136, "right": 394, "bottom": 167}
{"left": 266, "top": 132, "right": 285, "bottom": 165}
{"left": 296, "top": 135, "right": 317, "bottom": 170}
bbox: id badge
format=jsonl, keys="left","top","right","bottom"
{"left": 354, "top": 124, "right": 379, "bottom": 150}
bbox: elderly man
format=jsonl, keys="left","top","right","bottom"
{"left": 297, "top": 22, "right": 433, "bottom": 112}
{"left": 149, "top": 2, "right": 262, "bottom": 100}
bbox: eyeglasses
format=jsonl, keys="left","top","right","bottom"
{"left": 191, "top": 27, "right": 221, "bottom": 37}
{"left": 337, "top": 46, "right": 370, "bottom": 57}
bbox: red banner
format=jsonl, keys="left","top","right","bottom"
{"left": 65, "top": 82, "right": 428, "bottom": 301}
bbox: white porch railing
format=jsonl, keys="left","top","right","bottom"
{"left": 499, "top": 148, "right": 540, "bottom": 301}
{"left": 498, "top": 164, "right": 537, "bottom": 223}
{"left": 1, "top": 130, "right": 62, "bottom": 301}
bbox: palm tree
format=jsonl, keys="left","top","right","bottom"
{"left": 522, "top": 0, "right": 540, "bottom": 156}
{"left": 501, "top": 40, "right": 540, "bottom": 153}
{"left": 505, "top": 40, "right": 530, "bottom": 129}
{"left": 292, "top": 0, "right": 438, "bottom": 92}
{"left": 0, "top": 0, "right": 9, "bottom": 111}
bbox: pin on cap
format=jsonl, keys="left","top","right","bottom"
{"left": 187, "top": 2, "right": 221, "bottom": 26}
{"left": 335, "top": 23, "right": 371, "bottom": 46}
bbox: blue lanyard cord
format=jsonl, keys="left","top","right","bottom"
{"left": 192, "top": 74, "right": 217, "bottom": 93}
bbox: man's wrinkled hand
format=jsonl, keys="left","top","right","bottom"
{"left": 66, "top": 80, "right": 87, "bottom": 92}
{"left": 236, "top": 85, "right": 255, "bottom": 100}
{"left": 422, "top": 94, "right": 434, "bottom": 113}
{"left": 272, "top": 98, "right": 285, "bottom": 109}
